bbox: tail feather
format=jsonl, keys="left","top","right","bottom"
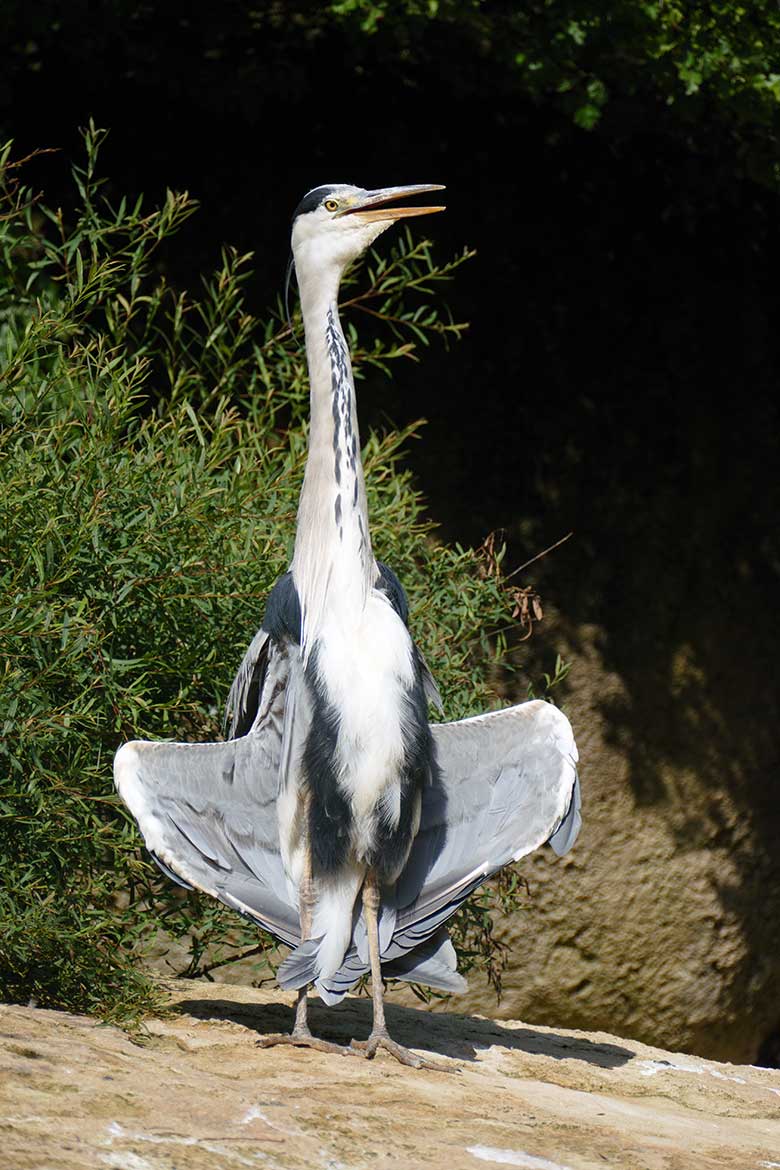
{"left": 313, "top": 927, "right": 466, "bottom": 1004}
{"left": 353, "top": 901, "right": 397, "bottom": 965}
{"left": 383, "top": 929, "right": 467, "bottom": 993}
{"left": 310, "top": 866, "right": 365, "bottom": 979}
{"left": 315, "top": 952, "right": 367, "bottom": 1006}
{"left": 276, "top": 937, "right": 320, "bottom": 990}
{"left": 277, "top": 865, "right": 365, "bottom": 992}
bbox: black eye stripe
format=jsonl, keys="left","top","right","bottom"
{"left": 292, "top": 186, "right": 340, "bottom": 220}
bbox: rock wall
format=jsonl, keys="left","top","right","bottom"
{"left": 436, "top": 604, "right": 780, "bottom": 1066}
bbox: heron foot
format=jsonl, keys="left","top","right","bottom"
{"left": 350, "top": 1030, "right": 456, "bottom": 1073}
{"left": 257, "top": 1029, "right": 352, "bottom": 1056}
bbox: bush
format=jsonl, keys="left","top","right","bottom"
{"left": 0, "top": 125, "right": 540, "bottom": 1020}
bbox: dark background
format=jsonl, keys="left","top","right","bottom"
{"left": 4, "top": 2, "right": 779, "bottom": 1060}
{"left": 5, "top": 4, "right": 778, "bottom": 583}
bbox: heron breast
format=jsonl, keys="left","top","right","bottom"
{"left": 315, "top": 591, "right": 415, "bottom": 816}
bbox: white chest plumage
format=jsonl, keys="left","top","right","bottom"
{"left": 316, "top": 588, "right": 415, "bottom": 834}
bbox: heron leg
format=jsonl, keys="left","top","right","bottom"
{"left": 257, "top": 828, "right": 350, "bottom": 1056}
{"left": 350, "top": 869, "right": 454, "bottom": 1073}
{"left": 290, "top": 860, "right": 316, "bottom": 1037}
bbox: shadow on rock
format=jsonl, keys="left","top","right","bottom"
{"left": 175, "top": 995, "right": 634, "bottom": 1069}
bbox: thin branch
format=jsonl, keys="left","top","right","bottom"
{"left": 504, "top": 531, "right": 574, "bottom": 581}
{"left": 176, "top": 942, "right": 271, "bottom": 980}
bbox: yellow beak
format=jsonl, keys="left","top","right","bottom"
{"left": 339, "top": 184, "right": 446, "bottom": 223}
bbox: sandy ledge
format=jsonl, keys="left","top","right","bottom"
{"left": 1, "top": 981, "right": 779, "bottom": 1170}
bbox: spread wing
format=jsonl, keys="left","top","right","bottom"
{"left": 309, "top": 699, "right": 580, "bottom": 1003}
{"left": 116, "top": 592, "right": 580, "bottom": 1002}
{"left": 397, "top": 698, "right": 579, "bottom": 921}
{"left": 114, "top": 638, "right": 301, "bottom": 948}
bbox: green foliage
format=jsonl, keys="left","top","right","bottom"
{"left": 7, "top": 3, "right": 780, "bottom": 182}
{"left": 328, "top": 1, "right": 780, "bottom": 144}
{"left": 0, "top": 127, "right": 548, "bottom": 1019}
{"left": 0, "top": 884, "right": 164, "bottom": 1024}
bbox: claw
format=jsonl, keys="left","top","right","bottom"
{"left": 257, "top": 1030, "right": 352, "bottom": 1056}
{"left": 350, "top": 1031, "right": 456, "bottom": 1073}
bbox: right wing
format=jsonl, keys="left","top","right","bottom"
{"left": 314, "top": 699, "right": 580, "bottom": 1002}
{"left": 392, "top": 699, "right": 580, "bottom": 939}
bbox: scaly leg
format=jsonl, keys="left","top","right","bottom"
{"left": 258, "top": 819, "right": 350, "bottom": 1056}
{"left": 350, "top": 870, "right": 454, "bottom": 1072}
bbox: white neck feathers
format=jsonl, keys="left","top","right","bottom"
{"left": 291, "top": 262, "right": 376, "bottom": 658}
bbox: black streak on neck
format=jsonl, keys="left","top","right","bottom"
{"left": 326, "top": 307, "right": 360, "bottom": 547}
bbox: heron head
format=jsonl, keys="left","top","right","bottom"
{"left": 290, "top": 183, "right": 445, "bottom": 275}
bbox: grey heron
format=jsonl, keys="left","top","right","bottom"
{"left": 114, "top": 183, "right": 581, "bottom": 1070}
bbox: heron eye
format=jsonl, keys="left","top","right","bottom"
{"left": 324, "top": 199, "right": 339, "bottom": 212}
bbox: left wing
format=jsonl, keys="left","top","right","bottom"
{"left": 114, "top": 641, "right": 301, "bottom": 947}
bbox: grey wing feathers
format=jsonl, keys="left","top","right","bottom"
{"left": 224, "top": 627, "right": 271, "bottom": 739}
{"left": 314, "top": 699, "right": 579, "bottom": 1003}
{"left": 398, "top": 699, "right": 579, "bottom": 930}
{"left": 375, "top": 562, "right": 442, "bottom": 712}
{"left": 115, "top": 641, "right": 301, "bottom": 949}
{"left": 382, "top": 929, "right": 466, "bottom": 994}
{"left": 417, "top": 647, "right": 443, "bottom": 713}
{"left": 283, "top": 929, "right": 465, "bottom": 1006}
{"left": 312, "top": 929, "right": 466, "bottom": 1006}
{"left": 225, "top": 575, "right": 303, "bottom": 739}
{"left": 548, "top": 773, "right": 582, "bottom": 856}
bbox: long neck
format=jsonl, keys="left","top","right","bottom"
{"left": 291, "top": 262, "right": 376, "bottom": 655}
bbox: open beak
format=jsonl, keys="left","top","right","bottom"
{"left": 339, "top": 184, "right": 446, "bottom": 223}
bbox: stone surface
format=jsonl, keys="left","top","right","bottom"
{"left": 434, "top": 607, "right": 780, "bottom": 1068}
{"left": 2, "top": 981, "right": 779, "bottom": 1170}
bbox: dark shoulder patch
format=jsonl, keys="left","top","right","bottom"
{"left": 262, "top": 572, "right": 301, "bottom": 643}
{"left": 376, "top": 562, "right": 409, "bottom": 625}
{"left": 292, "top": 186, "right": 338, "bottom": 220}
